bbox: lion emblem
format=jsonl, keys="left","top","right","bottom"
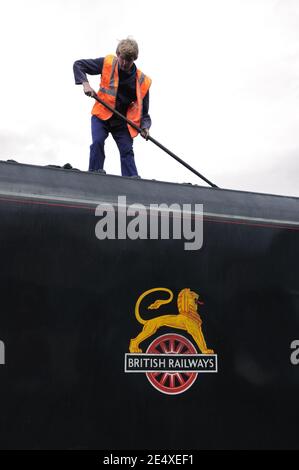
{"left": 129, "top": 287, "right": 214, "bottom": 354}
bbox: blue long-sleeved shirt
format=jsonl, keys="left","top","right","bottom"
{"left": 73, "top": 57, "right": 151, "bottom": 129}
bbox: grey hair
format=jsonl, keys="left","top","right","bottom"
{"left": 116, "top": 37, "right": 139, "bottom": 61}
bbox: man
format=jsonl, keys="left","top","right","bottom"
{"left": 73, "top": 38, "right": 152, "bottom": 177}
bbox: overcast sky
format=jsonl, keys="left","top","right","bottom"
{"left": 0, "top": 0, "right": 298, "bottom": 197}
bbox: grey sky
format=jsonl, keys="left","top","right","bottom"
{"left": 0, "top": 0, "right": 298, "bottom": 196}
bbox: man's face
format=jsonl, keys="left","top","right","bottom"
{"left": 117, "top": 53, "right": 134, "bottom": 72}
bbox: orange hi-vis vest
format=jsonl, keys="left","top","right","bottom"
{"left": 91, "top": 55, "right": 152, "bottom": 138}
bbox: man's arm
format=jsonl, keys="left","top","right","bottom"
{"left": 73, "top": 58, "right": 104, "bottom": 96}
{"left": 140, "top": 91, "right": 151, "bottom": 139}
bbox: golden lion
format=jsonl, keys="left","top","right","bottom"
{"left": 129, "top": 287, "right": 214, "bottom": 354}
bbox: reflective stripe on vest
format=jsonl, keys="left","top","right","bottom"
{"left": 92, "top": 55, "right": 152, "bottom": 138}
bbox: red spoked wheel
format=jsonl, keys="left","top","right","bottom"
{"left": 146, "top": 333, "right": 198, "bottom": 395}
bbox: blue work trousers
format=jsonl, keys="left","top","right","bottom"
{"left": 89, "top": 115, "right": 138, "bottom": 176}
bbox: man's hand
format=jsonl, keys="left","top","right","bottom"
{"left": 140, "top": 128, "right": 150, "bottom": 140}
{"left": 83, "top": 82, "right": 96, "bottom": 97}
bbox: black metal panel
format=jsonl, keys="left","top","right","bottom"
{"left": 0, "top": 162, "right": 298, "bottom": 449}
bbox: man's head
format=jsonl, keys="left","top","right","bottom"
{"left": 116, "top": 38, "right": 138, "bottom": 71}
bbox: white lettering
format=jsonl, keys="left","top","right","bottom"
{"left": 290, "top": 340, "right": 299, "bottom": 365}
{"left": 183, "top": 204, "right": 203, "bottom": 250}
{"left": 95, "top": 203, "right": 115, "bottom": 239}
{"left": 127, "top": 204, "right": 148, "bottom": 240}
{"left": 0, "top": 340, "right": 5, "bottom": 365}
{"left": 95, "top": 198, "right": 204, "bottom": 250}
{"left": 117, "top": 196, "right": 127, "bottom": 239}
{"left": 103, "top": 454, "right": 137, "bottom": 467}
{"left": 159, "top": 203, "right": 181, "bottom": 240}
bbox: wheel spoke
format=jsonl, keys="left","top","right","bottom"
{"left": 160, "top": 373, "right": 169, "bottom": 385}
{"left": 160, "top": 341, "right": 169, "bottom": 354}
{"left": 175, "top": 342, "right": 184, "bottom": 354}
{"left": 176, "top": 373, "right": 185, "bottom": 385}
{"left": 169, "top": 374, "right": 176, "bottom": 388}
{"left": 151, "top": 347, "right": 160, "bottom": 354}
{"left": 169, "top": 338, "right": 175, "bottom": 353}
